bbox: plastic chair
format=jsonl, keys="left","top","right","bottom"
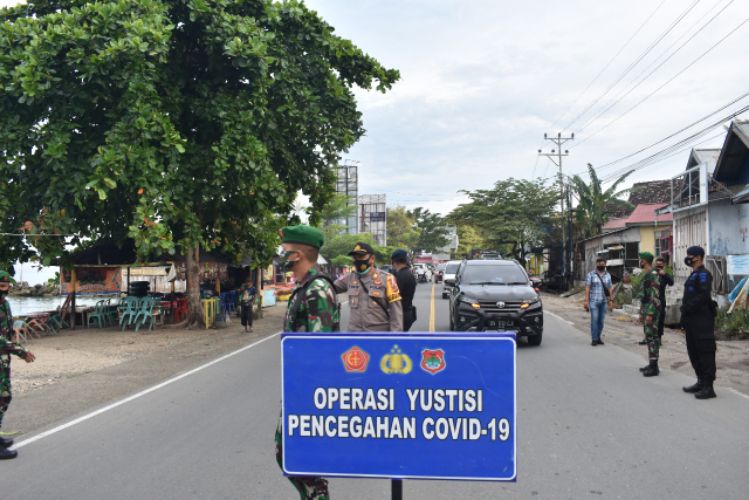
{"left": 87, "top": 300, "right": 108, "bottom": 328}
{"left": 119, "top": 296, "right": 140, "bottom": 330}
{"left": 133, "top": 297, "right": 156, "bottom": 332}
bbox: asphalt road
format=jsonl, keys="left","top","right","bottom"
{"left": 4, "top": 282, "right": 749, "bottom": 499}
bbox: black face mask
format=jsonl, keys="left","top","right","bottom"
{"left": 354, "top": 259, "right": 371, "bottom": 274}
{"left": 596, "top": 265, "right": 605, "bottom": 272}
{"left": 684, "top": 256, "right": 694, "bottom": 267}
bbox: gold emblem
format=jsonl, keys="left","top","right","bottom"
{"left": 380, "top": 345, "right": 413, "bottom": 374}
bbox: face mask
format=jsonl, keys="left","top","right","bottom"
{"left": 596, "top": 265, "right": 605, "bottom": 271}
{"left": 354, "top": 259, "right": 371, "bottom": 274}
{"left": 684, "top": 256, "right": 694, "bottom": 267}
{"left": 281, "top": 251, "right": 300, "bottom": 272}
{"left": 0, "top": 290, "right": 6, "bottom": 298}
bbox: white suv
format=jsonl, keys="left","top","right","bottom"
{"left": 442, "top": 260, "right": 462, "bottom": 298}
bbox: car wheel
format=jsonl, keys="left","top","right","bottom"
{"left": 527, "top": 330, "right": 543, "bottom": 346}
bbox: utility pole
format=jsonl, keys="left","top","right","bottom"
{"left": 538, "top": 132, "right": 574, "bottom": 290}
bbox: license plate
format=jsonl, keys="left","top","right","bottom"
{"left": 488, "top": 320, "right": 512, "bottom": 330}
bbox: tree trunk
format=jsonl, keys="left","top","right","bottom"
{"left": 185, "top": 244, "right": 204, "bottom": 328}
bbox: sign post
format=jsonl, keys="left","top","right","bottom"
{"left": 281, "top": 333, "right": 516, "bottom": 487}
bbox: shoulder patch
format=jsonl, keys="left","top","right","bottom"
{"left": 386, "top": 274, "right": 401, "bottom": 303}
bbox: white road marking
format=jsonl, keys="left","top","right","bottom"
{"left": 12, "top": 332, "right": 281, "bottom": 450}
{"left": 545, "top": 310, "right": 575, "bottom": 326}
{"left": 725, "top": 387, "right": 749, "bottom": 401}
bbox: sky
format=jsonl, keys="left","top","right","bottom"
{"left": 3, "top": 0, "right": 749, "bottom": 282}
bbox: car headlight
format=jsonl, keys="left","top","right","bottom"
{"left": 459, "top": 296, "right": 481, "bottom": 309}
{"left": 520, "top": 298, "right": 540, "bottom": 309}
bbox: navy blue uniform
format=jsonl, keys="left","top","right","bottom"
{"left": 680, "top": 266, "right": 716, "bottom": 383}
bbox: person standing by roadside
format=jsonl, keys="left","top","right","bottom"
{"left": 274, "top": 225, "right": 338, "bottom": 500}
{"left": 637, "top": 252, "right": 662, "bottom": 377}
{"left": 391, "top": 249, "right": 417, "bottom": 331}
{"left": 584, "top": 257, "right": 613, "bottom": 346}
{"left": 239, "top": 281, "right": 257, "bottom": 333}
{"left": 334, "top": 242, "right": 403, "bottom": 332}
{"left": 680, "top": 246, "right": 718, "bottom": 399}
{"left": 0, "top": 270, "right": 36, "bottom": 460}
{"left": 654, "top": 257, "right": 674, "bottom": 339}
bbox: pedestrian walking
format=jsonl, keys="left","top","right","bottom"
{"left": 391, "top": 249, "right": 417, "bottom": 331}
{"left": 680, "top": 246, "right": 718, "bottom": 399}
{"left": 584, "top": 257, "right": 613, "bottom": 346}
{"left": 334, "top": 242, "right": 403, "bottom": 332}
{"left": 239, "top": 281, "right": 257, "bottom": 332}
{"left": 0, "top": 270, "right": 36, "bottom": 460}
{"left": 274, "top": 225, "right": 339, "bottom": 500}
{"left": 637, "top": 252, "right": 662, "bottom": 377}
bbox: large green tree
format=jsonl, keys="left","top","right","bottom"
{"left": 570, "top": 164, "right": 633, "bottom": 238}
{"left": 0, "top": 0, "right": 397, "bottom": 323}
{"left": 386, "top": 206, "right": 418, "bottom": 250}
{"left": 449, "top": 178, "right": 559, "bottom": 262}
{"left": 409, "top": 207, "right": 449, "bottom": 255}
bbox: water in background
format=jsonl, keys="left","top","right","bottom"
{"left": 7, "top": 296, "right": 113, "bottom": 316}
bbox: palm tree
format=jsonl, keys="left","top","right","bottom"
{"left": 570, "top": 164, "right": 634, "bottom": 238}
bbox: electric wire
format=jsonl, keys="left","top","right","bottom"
{"left": 564, "top": 0, "right": 701, "bottom": 130}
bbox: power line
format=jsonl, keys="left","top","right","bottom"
{"left": 548, "top": 0, "right": 667, "bottom": 130}
{"left": 575, "top": 0, "right": 734, "bottom": 135}
{"left": 564, "top": 0, "right": 701, "bottom": 130}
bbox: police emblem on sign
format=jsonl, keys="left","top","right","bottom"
{"left": 380, "top": 345, "right": 413, "bottom": 374}
{"left": 341, "top": 346, "right": 370, "bottom": 373}
{"left": 420, "top": 348, "right": 446, "bottom": 375}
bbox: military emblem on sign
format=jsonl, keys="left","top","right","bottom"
{"left": 420, "top": 348, "right": 446, "bottom": 375}
{"left": 380, "top": 345, "right": 413, "bottom": 374}
{"left": 341, "top": 346, "right": 370, "bottom": 373}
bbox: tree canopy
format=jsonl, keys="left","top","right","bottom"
{"left": 0, "top": 0, "right": 397, "bottom": 320}
{"left": 570, "top": 164, "right": 633, "bottom": 238}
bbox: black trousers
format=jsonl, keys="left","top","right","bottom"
{"left": 240, "top": 302, "right": 254, "bottom": 327}
{"left": 403, "top": 306, "right": 416, "bottom": 332}
{"left": 684, "top": 325, "right": 716, "bottom": 382}
{"left": 657, "top": 305, "right": 666, "bottom": 337}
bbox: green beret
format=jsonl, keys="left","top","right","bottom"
{"left": 0, "top": 270, "right": 16, "bottom": 284}
{"left": 638, "top": 251, "right": 654, "bottom": 264}
{"left": 281, "top": 225, "right": 324, "bottom": 249}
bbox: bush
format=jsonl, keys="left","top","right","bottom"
{"left": 716, "top": 308, "right": 749, "bottom": 340}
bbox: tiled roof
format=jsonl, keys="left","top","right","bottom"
{"left": 628, "top": 180, "right": 672, "bottom": 205}
{"left": 624, "top": 203, "right": 673, "bottom": 225}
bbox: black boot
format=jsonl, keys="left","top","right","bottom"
{"left": 0, "top": 447, "right": 17, "bottom": 460}
{"left": 694, "top": 381, "right": 716, "bottom": 399}
{"left": 639, "top": 363, "right": 650, "bottom": 373}
{"left": 642, "top": 360, "right": 659, "bottom": 377}
{"left": 638, "top": 338, "right": 648, "bottom": 345}
{"left": 0, "top": 435, "right": 13, "bottom": 449}
{"left": 682, "top": 379, "right": 703, "bottom": 394}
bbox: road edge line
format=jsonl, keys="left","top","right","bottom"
{"left": 545, "top": 310, "right": 575, "bottom": 326}
{"left": 12, "top": 332, "right": 281, "bottom": 450}
{"left": 429, "top": 283, "right": 436, "bottom": 332}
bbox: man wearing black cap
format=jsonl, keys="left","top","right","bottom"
{"left": 391, "top": 249, "right": 417, "bottom": 331}
{"left": 680, "top": 246, "right": 718, "bottom": 399}
{"left": 334, "top": 242, "right": 403, "bottom": 331}
{"left": 0, "top": 270, "right": 36, "bottom": 460}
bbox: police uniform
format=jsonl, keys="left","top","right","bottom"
{"left": 335, "top": 243, "right": 403, "bottom": 332}
{"left": 680, "top": 246, "right": 717, "bottom": 399}
{"left": 1, "top": 270, "right": 32, "bottom": 459}
{"left": 274, "top": 226, "right": 337, "bottom": 500}
{"left": 637, "top": 252, "right": 662, "bottom": 377}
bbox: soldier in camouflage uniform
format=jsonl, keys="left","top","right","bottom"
{"left": 274, "top": 225, "right": 338, "bottom": 500}
{"left": 0, "top": 270, "right": 36, "bottom": 460}
{"left": 636, "top": 252, "right": 662, "bottom": 377}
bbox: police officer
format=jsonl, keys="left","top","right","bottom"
{"left": 391, "top": 249, "right": 416, "bottom": 331}
{"left": 0, "top": 270, "right": 36, "bottom": 460}
{"left": 334, "top": 242, "right": 403, "bottom": 331}
{"left": 680, "top": 246, "right": 717, "bottom": 399}
{"left": 637, "top": 252, "right": 662, "bottom": 377}
{"left": 274, "top": 225, "right": 338, "bottom": 499}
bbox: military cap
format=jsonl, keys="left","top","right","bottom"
{"left": 686, "top": 245, "right": 705, "bottom": 258}
{"left": 281, "top": 225, "right": 324, "bottom": 249}
{"left": 391, "top": 249, "right": 409, "bottom": 262}
{"left": 0, "top": 270, "right": 16, "bottom": 284}
{"left": 638, "top": 251, "right": 654, "bottom": 264}
{"left": 348, "top": 242, "right": 375, "bottom": 256}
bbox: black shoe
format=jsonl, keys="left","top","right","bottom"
{"left": 695, "top": 383, "right": 716, "bottom": 399}
{"left": 642, "top": 361, "right": 659, "bottom": 377}
{"left": 0, "top": 448, "right": 17, "bottom": 460}
{"left": 682, "top": 380, "right": 703, "bottom": 394}
{"left": 639, "top": 364, "right": 650, "bottom": 373}
{"left": 638, "top": 339, "right": 648, "bottom": 345}
{"left": 591, "top": 341, "right": 598, "bottom": 346}
{"left": 0, "top": 436, "right": 13, "bottom": 449}
{"left": 597, "top": 339, "right": 604, "bottom": 345}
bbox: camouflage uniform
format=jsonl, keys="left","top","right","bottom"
{"left": 638, "top": 269, "right": 662, "bottom": 361}
{"left": 276, "top": 267, "right": 338, "bottom": 500}
{"left": 1, "top": 299, "right": 29, "bottom": 431}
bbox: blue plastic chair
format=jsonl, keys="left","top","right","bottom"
{"left": 87, "top": 300, "right": 108, "bottom": 328}
{"left": 133, "top": 297, "right": 157, "bottom": 332}
{"left": 119, "top": 296, "right": 140, "bottom": 330}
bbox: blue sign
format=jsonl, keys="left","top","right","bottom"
{"left": 281, "top": 333, "right": 516, "bottom": 481}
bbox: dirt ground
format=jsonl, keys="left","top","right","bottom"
{"left": 541, "top": 292, "right": 749, "bottom": 397}
{"left": 5, "top": 305, "right": 286, "bottom": 436}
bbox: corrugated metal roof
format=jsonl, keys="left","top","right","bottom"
{"left": 713, "top": 120, "right": 749, "bottom": 184}
{"left": 686, "top": 148, "right": 721, "bottom": 171}
{"left": 624, "top": 203, "right": 673, "bottom": 225}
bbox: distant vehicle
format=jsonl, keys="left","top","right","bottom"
{"left": 479, "top": 251, "right": 502, "bottom": 260}
{"left": 441, "top": 260, "right": 462, "bottom": 298}
{"left": 434, "top": 263, "right": 446, "bottom": 283}
{"left": 448, "top": 259, "right": 543, "bottom": 345}
{"left": 413, "top": 263, "right": 432, "bottom": 283}
{"left": 378, "top": 264, "right": 394, "bottom": 275}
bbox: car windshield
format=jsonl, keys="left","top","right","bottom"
{"left": 461, "top": 264, "right": 528, "bottom": 285}
{"left": 445, "top": 263, "right": 460, "bottom": 274}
